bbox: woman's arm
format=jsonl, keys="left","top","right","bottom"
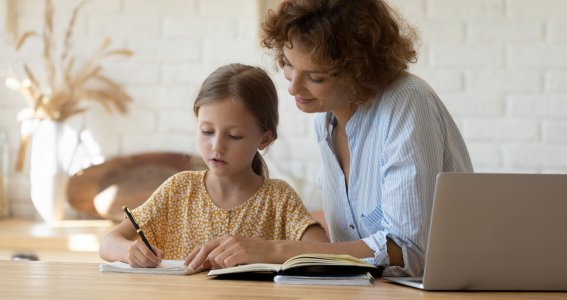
{"left": 273, "top": 237, "right": 402, "bottom": 265}
{"left": 302, "top": 212, "right": 400, "bottom": 260}
{"left": 99, "top": 220, "right": 164, "bottom": 267}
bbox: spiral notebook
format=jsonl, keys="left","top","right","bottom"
{"left": 99, "top": 260, "right": 199, "bottom": 275}
{"left": 274, "top": 272, "right": 375, "bottom": 286}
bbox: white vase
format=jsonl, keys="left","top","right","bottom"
{"left": 30, "top": 120, "right": 70, "bottom": 222}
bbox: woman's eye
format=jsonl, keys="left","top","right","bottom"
{"left": 310, "top": 77, "right": 324, "bottom": 84}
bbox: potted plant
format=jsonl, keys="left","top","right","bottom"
{"left": 3, "top": 0, "right": 133, "bottom": 222}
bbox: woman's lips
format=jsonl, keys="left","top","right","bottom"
{"left": 295, "top": 96, "right": 313, "bottom": 105}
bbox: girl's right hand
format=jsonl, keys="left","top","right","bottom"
{"left": 127, "top": 240, "right": 164, "bottom": 268}
{"left": 184, "top": 234, "right": 274, "bottom": 270}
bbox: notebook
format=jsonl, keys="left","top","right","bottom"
{"left": 99, "top": 260, "right": 199, "bottom": 275}
{"left": 384, "top": 173, "right": 567, "bottom": 291}
{"left": 274, "top": 272, "right": 374, "bottom": 286}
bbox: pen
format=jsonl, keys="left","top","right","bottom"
{"left": 122, "top": 206, "right": 157, "bottom": 256}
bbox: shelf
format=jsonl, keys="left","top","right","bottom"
{"left": 0, "top": 219, "right": 114, "bottom": 263}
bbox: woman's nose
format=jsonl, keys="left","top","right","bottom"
{"left": 287, "top": 72, "right": 302, "bottom": 96}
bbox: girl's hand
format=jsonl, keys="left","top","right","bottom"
{"left": 127, "top": 240, "right": 164, "bottom": 268}
{"left": 184, "top": 234, "right": 275, "bottom": 270}
{"left": 184, "top": 246, "right": 212, "bottom": 271}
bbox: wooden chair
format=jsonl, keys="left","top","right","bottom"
{"left": 67, "top": 152, "right": 206, "bottom": 221}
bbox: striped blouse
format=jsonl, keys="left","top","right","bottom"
{"left": 314, "top": 72, "right": 473, "bottom": 276}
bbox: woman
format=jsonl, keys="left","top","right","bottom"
{"left": 186, "top": 0, "right": 473, "bottom": 277}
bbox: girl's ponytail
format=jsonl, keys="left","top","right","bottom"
{"left": 251, "top": 151, "right": 269, "bottom": 178}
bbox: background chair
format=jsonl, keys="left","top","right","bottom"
{"left": 67, "top": 152, "right": 206, "bottom": 221}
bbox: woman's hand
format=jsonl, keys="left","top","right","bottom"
{"left": 184, "top": 234, "right": 276, "bottom": 270}
{"left": 127, "top": 240, "right": 164, "bottom": 268}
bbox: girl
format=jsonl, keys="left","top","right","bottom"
{"left": 99, "top": 63, "right": 328, "bottom": 268}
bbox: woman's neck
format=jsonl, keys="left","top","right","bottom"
{"left": 205, "top": 170, "right": 264, "bottom": 210}
{"left": 332, "top": 103, "right": 357, "bottom": 131}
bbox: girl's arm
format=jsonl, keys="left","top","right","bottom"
{"left": 299, "top": 224, "right": 329, "bottom": 242}
{"left": 185, "top": 233, "right": 402, "bottom": 270}
{"left": 99, "top": 220, "right": 164, "bottom": 267}
{"left": 184, "top": 223, "right": 328, "bottom": 269}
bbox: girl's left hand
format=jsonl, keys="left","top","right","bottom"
{"left": 184, "top": 234, "right": 275, "bottom": 270}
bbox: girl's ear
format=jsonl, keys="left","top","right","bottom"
{"left": 258, "top": 130, "right": 275, "bottom": 150}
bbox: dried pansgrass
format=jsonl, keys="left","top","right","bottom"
{"left": 11, "top": 0, "right": 133, "bottom": 121}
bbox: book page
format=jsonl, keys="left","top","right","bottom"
{"left": 207, "top": 254, "right": 377, "bottom": 277}
{"left": 99, "top": 260, "right": 200, "bottom": 275}
{"left": 207, "top": 263, "right": 282, "bottom": 276}
{"left": 282, "top": 254, "right": 376, "bottom": 270}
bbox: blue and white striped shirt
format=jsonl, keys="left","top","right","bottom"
{"left": 315, "top": 72, "right": 473, "bottom": 276}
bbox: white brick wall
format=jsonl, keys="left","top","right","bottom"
{"left": 507, "top": 0, "right": 567, "bottom": 18}
{"left": 547, "top": 71, "right": 567, "bottom": 92}
{"left": 1, "top": 0, "right": 566, "bottom": 219}
{"left": 428, "top": 0, "right": 504, "bottom": 18}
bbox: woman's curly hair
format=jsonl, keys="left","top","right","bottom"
{"left": 261, "top": 0, "right": 419, "bottom": 103}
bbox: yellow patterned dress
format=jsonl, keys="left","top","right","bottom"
{"left": 131, "top": 170, "right": 318, "bottom": 259}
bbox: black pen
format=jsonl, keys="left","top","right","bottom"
{"left": 122, "top": 206, "right": 157, "bottom": 256}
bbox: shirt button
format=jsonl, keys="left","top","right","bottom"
{"left": 349, "top": 224, "right": 355, "bottom": 229}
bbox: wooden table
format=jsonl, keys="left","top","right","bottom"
{"left": 1, "top": 260, "right": 565, "bottom": 300}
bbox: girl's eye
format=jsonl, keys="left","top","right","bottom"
{"left": 228, "top": 134, "right": 243, "bottom": 140}
{"left": 201, "top": 130, "right": 214, "bottom": 136}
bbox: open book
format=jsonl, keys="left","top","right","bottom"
{"left": 99, "top": 260, "right": 198, "bottom": 275}
{"left": 207, "top": 253, "right": 382, "bottom": 278}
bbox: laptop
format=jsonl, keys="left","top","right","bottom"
{"left": 384, "top": 173, "right": 567, "bottom": 291}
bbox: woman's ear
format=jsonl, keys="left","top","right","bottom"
{"left": 258, "top": 130, "right": 275, "bottom": 150}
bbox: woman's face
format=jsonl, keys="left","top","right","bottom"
{"left": 282, "top": 40, "right": 354, "bottom": 116}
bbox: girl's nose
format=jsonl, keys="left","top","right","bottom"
{"left": 211, "top": 136, "right": 225, "bottom": 153}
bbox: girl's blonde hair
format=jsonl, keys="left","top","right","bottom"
{"left": 193, "top": 63, "right": 278, "bottom": 178}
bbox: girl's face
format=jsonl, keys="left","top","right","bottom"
{"left": 196, "top": 98, "right": 273, "bottom": 179}
{"left": 282, "top": 39, "right": 354, "bottom": 116}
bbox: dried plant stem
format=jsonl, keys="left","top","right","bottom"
{"left": 61, "top": 0, "right": 87, "bottom": 64}
{"left": 43, "top": 0, "right": 57, "bottom": 89}
{"left": 11, "top": 0, "right": 133, "bottom": 123}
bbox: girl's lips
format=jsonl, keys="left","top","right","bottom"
{"left": 209, "top": 158, "right": 227, "bottom": 167}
